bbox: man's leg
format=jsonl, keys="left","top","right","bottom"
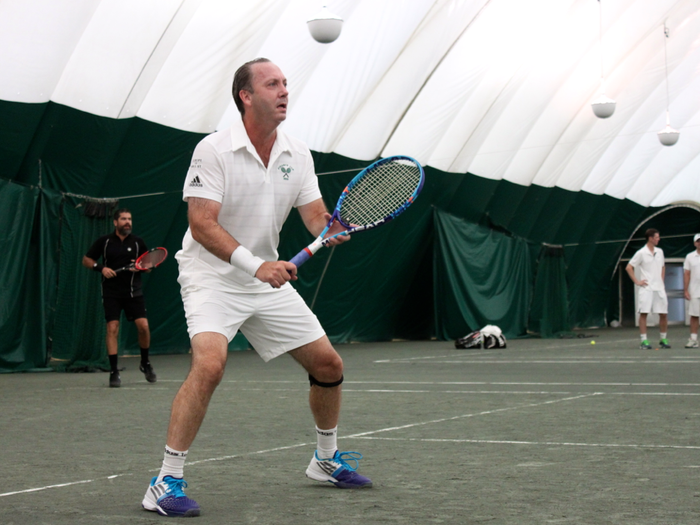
{"left": 290, "top": 336, "right": 372, "bottom": 489}
{"left": 106, "top": 320, "right": 119, "bottom": 356}
{"left": 142, "top": 331, "right": 227, "bottom": 517}
{"left": 688, "top": 316, "right": 699, "bottom": 348}
{"left": 106, "top": 320, "right": 121, "bottom": 387}
{"left": 289, "top": 336, "right": 343, "bottom": 430}
{"left": 658, "top": 313, "right": 671, "bottom": 348}
{"left": 638, "top": 313, "right": 651, "bottom": 349}
{"left": 167, "top": 331, "right": 228, "bottom": 452}
{"left": 134, "top": 317, "right": 156, "bottom": 382}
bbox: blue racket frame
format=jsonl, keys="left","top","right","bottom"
{"left": 289, "top": 155, "right": 425, "bottom": 269}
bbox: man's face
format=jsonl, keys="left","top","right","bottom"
{"left": 244, "top": 62, "right": 289, "bottom": 124}
{"left": 649, "top": 232, "right": 660, "bottom": 246}
{"left": 114, "top": 213, "right": 132, "bottom": 236}
{"left": 695, "top": 239, "right": 700, "bottom": 251}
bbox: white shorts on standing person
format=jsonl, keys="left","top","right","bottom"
{"left": 683, "top": 234, "right": 700, "bottom": 348}
{"left": 626, "top": 228, "right": 670, "bottom": 350}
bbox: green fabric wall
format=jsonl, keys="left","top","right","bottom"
{"left": 1, "top": 100, "right": 699, "bottom": 371}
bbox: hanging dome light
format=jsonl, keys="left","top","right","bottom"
{"left": 307, "top": 6, "right": 343, "bottom": 44}
{"left": 592, "top": 0, "right": 616, "bottom": 119}
{"left": 658, "top": 111, "right": 680, "bottom": 146}
{"left": 657, "top": 24, "right": 679, "bottom": 146}
{"left": 592, "top": 92, "right": 616, "bottom": 119}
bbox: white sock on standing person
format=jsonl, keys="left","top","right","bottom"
{"left": 316, "top": 426, "right": 338, "bottom": 459}
{"left": 157, "top": 445, "right": 188, "bottom": 482}
{"left": 660, "top": 332, "right": 667, "bottom": 340}
{"left": 640, "top": 333, "right": 647, "bottom": 342}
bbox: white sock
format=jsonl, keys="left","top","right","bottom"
{"left": 316, "top": 426, "right": 338, "bottom": 459}
{"left": 692, "top": 334, "right": 698, "bottom": 341}
{"left": 157, "top": 445, "right": 188, "bottom": 482}
{"left": 660, "top": 332, "right": 667, "bottom": 340}
{"left": 640, "top": 334, "right": 647, "bottom": 342}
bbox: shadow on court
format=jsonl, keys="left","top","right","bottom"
{"left": 2, "top": 326, "right": 699, "bottom": 524}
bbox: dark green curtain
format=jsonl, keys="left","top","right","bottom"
{"left": 50, "top": 197, "right": 116, "bottom": 370}
{"left": 529, "top": 245, "right": 571, "bottom": 337}
{"left": 0, "top": 180, "right": 59, "bottom": 372}
{"left": 432, "top": 209, "right": 532, "bottom": 339}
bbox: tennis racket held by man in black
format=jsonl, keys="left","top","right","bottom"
{"left": 115, "top": 247, "right": 168, "bottom": 273}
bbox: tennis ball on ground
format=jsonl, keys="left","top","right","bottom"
{"left": 590, "top": 340, "right": 596, "bottom": 345}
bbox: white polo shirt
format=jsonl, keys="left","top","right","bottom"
{"left": 176, "top": 118, "right": 322, "bottom": 293}
{"left": 684, "top": 250, "right": 700, "bottom": 298}
{"left": 629, "top": 245, "right": 665, "bottom": 291}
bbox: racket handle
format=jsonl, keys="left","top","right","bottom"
{"left": 289, "top": 248, "right": 313, "bottom": 269}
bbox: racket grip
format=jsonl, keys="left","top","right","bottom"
{"left": 289, "top": 249, "right": 313, "bottom": 269}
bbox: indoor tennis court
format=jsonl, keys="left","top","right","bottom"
{"left": 3, "top": 325, "right": 698, "bottom": 524}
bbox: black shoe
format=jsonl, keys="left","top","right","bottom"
{"left": 109, "top": 370, "right": 121, "bottom": 388}
{"left": 139, "top": 362, "right": 157, "bottom": 383}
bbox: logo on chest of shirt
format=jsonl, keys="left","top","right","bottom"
{"left": 189, "top": 175, "right": 203, "bottom": 188}
{"left": 278, "top": 164, "right": 294, "bottom": 180}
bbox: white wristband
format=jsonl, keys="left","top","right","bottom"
{"left": 229, "top": 246, "right": 265, "bottom": 277}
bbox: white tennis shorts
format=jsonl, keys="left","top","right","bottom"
{"left": 637, "top": 287, "right": 668, "bottom": 314}
{"left": 180, "top": 283, "right": 326, "bottom": 362}
{"left": 688, "top": 297, "right": 700, "bottom": 318}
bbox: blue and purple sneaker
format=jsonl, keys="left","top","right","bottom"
{"left": 306, "top": 450, "right": 373, "bottom": 489}
{"left": 142, "top": 475, "right": 201, "bottom": 517}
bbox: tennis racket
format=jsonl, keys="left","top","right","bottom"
{"left": 115, "top": 247, "right": 168, "bottom": 273}
{"left": 289, "top": 155, "right": 424, "bottom": 269}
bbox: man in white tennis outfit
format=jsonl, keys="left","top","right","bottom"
{"left": 683, "top": 234, "right": 700, "bottom": 348}
{"left": 626, "top": 228, "right": 670, "bottom": 350}
{"left": 142, "top": 58, "right": 372, "bottom": 518}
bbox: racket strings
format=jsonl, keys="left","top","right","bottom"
{"left": 340, "top": 161, "right": 422, "bottom": 225}
{"left": 137, "top": 249, "right": 167, "bottom": 269}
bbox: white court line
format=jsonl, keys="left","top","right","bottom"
{"left": 375, "top": 360, "right": 700, "bottom": 364}
{"left": 0, "top": 474, "right": 130, "bottom": 498}
{"left": 344, "top": 393, "right": 601, "bottom": 438}
{"left": 353, "top": 436, "right": 700, "bottom": 450}
{"left": 0, "top": 393, "right": 595, "bottom": 499}
{"left": 163, "top": 379, "right": 700, "bottom": 387}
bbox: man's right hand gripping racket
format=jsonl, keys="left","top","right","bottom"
{"left": 289, "top": 155, "right": 425, "bottom": 270}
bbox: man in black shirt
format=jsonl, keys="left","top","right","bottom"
{"left": 83, "top": 208, "right": 157, "bottom": 387}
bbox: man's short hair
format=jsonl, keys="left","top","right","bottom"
{"left": 645, "top": 228, "right": 659, "bottom": 241}
{"left": 232, "top": 58, "right": 271, "bottom": 116}
{"left": 113, "top": 208, "right": 131, "bottom": 221}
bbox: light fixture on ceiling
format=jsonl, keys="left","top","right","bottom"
{"left": 591, "top": 0, "right": 616, "bottom": 119}
{"left": 307, "top": 6, "right": 343, "bottom": 44}
{"left": 657, "top": 23, "right": 679, "bottom": 146}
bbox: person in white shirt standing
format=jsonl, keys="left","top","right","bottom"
{"left": 626, "top": 228, "right": 670, "bottom": 350}
{"left": 141, "top": 58, "right": 372, "bottom": 518}
{"left": 683, "top": 234, "right": 700, "bottom": 348}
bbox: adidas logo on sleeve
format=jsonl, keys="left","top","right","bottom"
{"left": 189, "top": 175, "right": 203, "bottom": 188}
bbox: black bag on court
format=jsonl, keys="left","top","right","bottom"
{"left": 455, "top": 325, "right": 507, "bottom": 349}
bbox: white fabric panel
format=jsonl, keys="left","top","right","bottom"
{"left": 0, "top": 0, "right": 699, "bottom": 208}
{"left": 334, "top": 0, "right": 489, "bottom": 162}
{"left": 51, "top": 0, "right": 183, "bottom": 118}
{"left": 0, "top": 0, "right": 99, "bottom": 103}
{"left": 137, "top": 0, "right": 290, "bottom": 132}
{"left": 283, "top": 0, "right": 433, "bottom": 155}
{"left": 217, "top": 0, "right": 361, "bottom": 132}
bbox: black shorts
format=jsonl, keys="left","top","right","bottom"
{"left": 103, "top": 295, "right": 147, "bottom": 323}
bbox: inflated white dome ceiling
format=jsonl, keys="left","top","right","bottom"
{"left": 1, "top": 0, "right": 698, "bottom": 208}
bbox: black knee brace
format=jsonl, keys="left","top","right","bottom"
{"left": 309, "top": 374, "right": 344, "bottom": 388}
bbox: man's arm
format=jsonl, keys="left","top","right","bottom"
{"left": 296, "top": 198, "right": 350, "bottom": 248}
{"left": 82, "top": 255, "right": 116, "bottom": 279}
{"left": 625, "top": 263, "right": 647, "bottom": 287}
{"left": 685, "top": 269, "right": 691, "bottom": 300}
{"left": 187, "top": 197, "right": 295, "bottom": 288}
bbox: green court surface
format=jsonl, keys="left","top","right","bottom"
{"left": 2, "top": 326, "right": 699, "bottom": 524}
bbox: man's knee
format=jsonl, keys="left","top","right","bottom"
{"left": 311, "top": 351, "right": 344, "bottom": 384}
{"left": 106, "top": 321, "right": 120, "bottom": 336}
